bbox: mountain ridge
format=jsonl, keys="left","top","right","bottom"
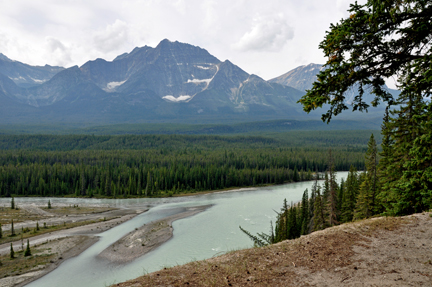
{"left": 0, "top": 40, "right": 308, "bottom": 124}
{"left": 0, "top": 40, "right": 391, "bottom": 125}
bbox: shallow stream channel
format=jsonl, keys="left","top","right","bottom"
{"left": 16, "top": 172, "right": 348, "bottom": 287}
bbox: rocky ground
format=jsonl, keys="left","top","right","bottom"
{"left": 114, "top": 212, "right": 432, "bottom": 287}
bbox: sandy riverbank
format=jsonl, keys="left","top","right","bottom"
{"left": 0, "top": 206, "right": 146, "bottom": 287}
{"left": 98, "top": 205, "right": 212, "bottom": 263}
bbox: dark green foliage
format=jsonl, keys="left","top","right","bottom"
{"left": 354, "top": 134, "right": 379, "bottom": 219}
{"left": 11, "top": 219, "right": 15, "bottom": 236}
{"left": 0, "top": 134, "right": 366, "bottom": 198}
{"left": 341, "top": 166, "right": 359, "bottom": 222}
{"left": 11, "top": 197, "right": 14, "bottom": 209}
{"left": 10, "top": 243, "right": 14, "bottom": 259}
{"left": 48, "top": 200, "right": 51, "bottom": 209}
{"left": 300, "top": 189, "right": 309, "bottom": 235}
{"left": 239, "top": 226, "right": 271, "bottom": 247}
{"left": 298, "top": 0, "right": 431, "bottom": 123}
{"left": 326, "top": 149, "right": 339, "bottom": 226}
{"left": 313, "top": 188, "right": 325, "bottom": 231}
{"left": 298, "top": 0, "right": 432, "bottom": 216}
{"left": 24, "top": 239, "right": 31, "bottom": 257}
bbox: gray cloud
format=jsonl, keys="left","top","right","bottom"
{"left": 45, "top": 37, "right": 72, "bottom": 66}
{"left": 93, "top": 20, "right": 129, "bottom": 53}
{"left": 233, "top": 14, "right": 294, "bottom": 52}
{"left": 0, "top": 0, "right": 366, "bottom": 78}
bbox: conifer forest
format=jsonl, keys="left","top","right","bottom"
{"left": 0, "top": 133, "right": 367, "bottom": 198}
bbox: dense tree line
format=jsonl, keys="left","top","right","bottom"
{"left": 242, "top": 136, "right": 380, "bottom": 246}
{"left": 0, "top": 132, "right": 380, "bottom": 151}
{"left": 298, "top": 0, "right": 431, "bottom": 217}
{"left": 0, "top": 141, "right": 365, "bottom": 197}
{"left": 243, "top": 130, "right": 431, "bottom": 246}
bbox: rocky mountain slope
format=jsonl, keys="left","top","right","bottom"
{"left": 0, "top": 53, "right": 64, "bottom": 88}
{"left": 270, "top": 63, "right": 400, "bottom": 120}
{"left": 269, "top": 63, "right": 323, "bottom": 92}
{"left": 0, "top": 40, "right": 305, "bottom": 124}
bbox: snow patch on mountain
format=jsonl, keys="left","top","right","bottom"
{"left": 29, "top": 77, "right": 47, "bottom": 83}
{"left": 196, "top": 65, "right": 210, "bottom": 70}
{"left": 163, "top": 95, "right": 191, "bottom": 102}
{"left": 106, "top": 80, "right": 127, "bottom": 90}
{"left": 187, "top": 78, "right": 212, "bottom": 84}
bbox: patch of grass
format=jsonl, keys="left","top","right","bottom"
{"left": 40, "top": 206, "right": 116, "bottom": 216}
{"left": 0, "top": 207, "right": 44, "bottom": 225}
{"left": 357, "top": 216, "right": 412, "bottom": 236}
{"left": 0, "top": 249, "right": 56, "bottom": 279}
{"left": 0, "top": 216, "right": 119, "bottom": 245}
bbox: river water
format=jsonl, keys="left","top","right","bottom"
{"left": 15, "top": 172, "right": 347, "bottom": 287}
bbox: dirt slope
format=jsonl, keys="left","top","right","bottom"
{"left": 114, "top": 212, "right": 432, "bottom": 286}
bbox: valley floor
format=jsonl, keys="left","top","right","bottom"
{"left": 0, "top": 202, "right": 211, "bottom": 287}
{"left": 0, "top": 204, "right": 145, "bottom": 287}
{"left": 114, "top": 212, "right": 432, "bottom": 287}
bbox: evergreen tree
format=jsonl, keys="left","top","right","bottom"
{"left": 341, "top": 165, "right": 359, "bottom": 222}
{"left": 337, "top": 179, "right": 345, "bottom": 214}
{"left": 80, "top": 169, "right": 86, "bottom": 196}
{"left": 354, "top": 134, "right": 378, "bottom": 219}
{"left": 300, "top": 189, "right": 309, "bottom": 235}
{"left": 326, "top": 149, "right": 339, "bottom": 226}
{"left": 105, "top": 175, "right": 111, "bottom": 197}
{"left": 11, "top": 197, "right": 15, "bottom": 209}
{"left": 298, "top": 0, "right": 432, "bottom": 216}
{"left": 11, "top": 219, "right": 15, "bottom": 236}
{"left": 24, "top": 239, "right": 31, "bottom": 256}
{"left": 313, "top": 188, "right": 325, "bottom": 231}
{"left": 354, "top": 173, "right": 370, "bottom": 219}
{"left": 10, "top": 243, "right": 14, "bottom": 259}
{"left": 48, "top": 199, "right": 51, "bottom": 209}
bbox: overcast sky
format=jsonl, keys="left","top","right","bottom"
{"left": 0, "top": 0, "right": 367, "bottom": 81}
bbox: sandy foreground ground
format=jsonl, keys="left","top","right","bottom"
{"left": 115, "top": 212, "right": 432, "bottom": 287}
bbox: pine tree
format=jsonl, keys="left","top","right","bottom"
{"left": 11, "top": 219, "right": 15, "bottom": 236}
{"left": 354, "top": 134, "right": 378, "bottom": 219}
{"left": 354, "top": 173, "right": 370, "bottom": 219}
{"left": 341, "top": 165, "right": 359, "bottom": 222}
{"left": 10, "top": 243, "right": 14, "bottom": 259}
{"left": 300, "top": 189, "right": 309, "bottom": 235}
{"left": 11, "top": 197, "right": 15, "bottom": 209}
{"left": 80, "top": 170, "right": 86, "bottom": 196}
{"left": 313, "top": 188, "right": 325, "bottom": 231}
{"left": 48, "top": 199, "right": 51, "bottom": 209}
{"left": 105, "top": 175, "right": 111, "bottom": 197}
{"left": 24, "top": 239, "right": 31, "bottom": 256}
{"left": 366, "top": 134, "right": 379, "bottom": 213}
{"left": 326, "top": 149, "right": 339, "bottom": 226}
{"left": 337, "top": 179, "right": 345, "bottom": 214}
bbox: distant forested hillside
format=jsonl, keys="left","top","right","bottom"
{"left": 0, "top": 132, "right": 372, "bottom": 198}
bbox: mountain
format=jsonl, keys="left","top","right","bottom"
{"left": 269, "top": 63, "right": 323, "bottom": 92}
{"left": 0, "top": 53, "right": 65, "bottom": 88}
{"left": 0, "top": 40, "right": 306, "bottom": 124}
{"left": 270, "top": 63, "right": 400, "bottom": 119}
